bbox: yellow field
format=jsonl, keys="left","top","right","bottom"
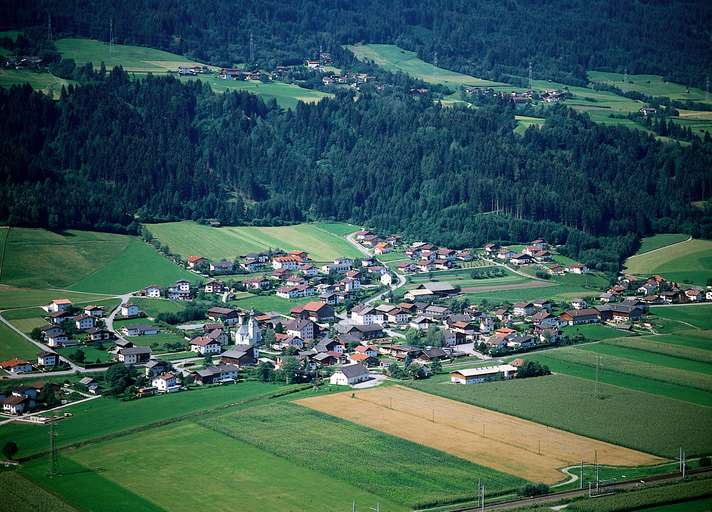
{"left": 296, "top": 386, "right": 663, "bottom": 484}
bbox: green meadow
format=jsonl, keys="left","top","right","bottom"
{"left": 231, "top": 293, "right": 314, "bottom": 315}
{"left": 346, "top": 43, "right": 507, "bottom": 89}
{"left": 650, "top": 305, "right": 712, "bottom": 331}
{"left": 0, "top": 320, "right": 37, "bottom": 360}
{"left": 624, "top": 238, "right": 712, "bottom": 285}
{"left": 0, "top": 69, "right": 73, "bottom": 98}
{"left": 146, "top": 221, "right": 362, "bottom": 262}
{"left": 636, "top": 234, "right": 690, "bottom": 254}
{"left": 408, "top": 373, "right": 711, "bottom": 457}
{"left": 588, "top": 71, "right": 712, "bottom": 106}
{"left": 0, "top": 471, "right": 78, "bottom": 512}
{"left": 0, "top": 227, "right": 195, "bottom": 295}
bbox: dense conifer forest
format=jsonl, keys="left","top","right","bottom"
{"left": 3, "top": 0, "right": 712, "bottom": 88}
{"left": 1, "top": 68, "right": 711, "bottom": 271}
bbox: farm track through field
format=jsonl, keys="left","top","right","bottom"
{"left": 462, "top": 280, "right": 555, "bottom": 293}
{"left": 627, "top": 236, "right": 692, "bottom": 259}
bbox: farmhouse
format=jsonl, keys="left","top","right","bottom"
{"left": 0, "top": 358, "right": 33, "bottom": 374}
{"left": 404, "top": 282, "right": 458, "bottom": 301}
{"left": 190, "top": 336, "right": 223, "bottom": 355}
{"left": 187, "top": 255, "right": 206, "bottom": 268}
{"left": 193, "top": 364, "right": 239, "bottom": 385}
{"left": 74, "top": 314, "right": 97, "bottom": 330}
{"left": 450, "top": 364, "right": 517, "bottom": 384}
{"left": 210, "top": 259, "right": 234, "bottom": 273}
{"left": 329, "top": 363, "right": 370, "bottom": 386}
{"left": 43, "top": 298, "right": 73, "bottom": 313}
{"left": 559, "top": 308, "right": 601, "bottom": 326}
{"left": 79, "top": 377, "right": 100, "bottom": 393}
{"left": 37, "top": 351, "right": 58, "bottom": 367}
{"left": 290, "top": 301, "right": 335, "bottom": 322}
{"left": 117, "top": 346, "right": 152, "bottom": 364}
{"left": 220, "top": 348, "right": 258, "bottom": 367}
{"left": 207, "top": 307, "right": 240, "bottom": 325}
{"left": 121, "top": 324, "right": 159, "bottom": 336}
{"left": 152, "top": 372, "right": 180, "bottom": 393}
{"left": 83, "top": 305, "right": 105, "bottom": 317}
{"left": 284, "top": 318, "right": 317, "bottom": 341}
{"left": 143, "top": 285, "right": 162, "bottom": 298}
{"left": 120, "top": 303, "right": 141, "bottom": 318}
{"left": 597, "top": 304, "right": 643, "bottom": 323}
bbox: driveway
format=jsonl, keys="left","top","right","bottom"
{"left": 351, "top": 373, "right": 388, "bottom": 389}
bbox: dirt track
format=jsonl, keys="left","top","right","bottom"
{"left": 296, "top": 386, "right": 663, "bottom": 484}
{"left": 461, "top": 280, "right": 555, "bottom": 293}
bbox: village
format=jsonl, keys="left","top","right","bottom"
{"left": 2, "top": 228, "right": 711, "bottom": 418}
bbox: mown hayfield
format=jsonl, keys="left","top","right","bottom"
{"left": 651, "top": 305, "right": 712, "bottom": 331}
{"left": 129, "top": 298, "right": 187, "bottom": 317}
{"left": 408, "top": 374, "right": 711, "bottom": 457}
{"left": 146, "top": 221, "right": 362, "bottom": 261}
{"left": 0, "top": 470, "right": 78, "bottom": 512}
{"left": 561, "top": 324, "right": 632, "bottom": 341}
{"left": 0, "top": 320, "right": 37, "bottom": 360}
{"left": 232, "top": 293, "right": 314, "bottom": 315}
{"left": 0, "top": 227, "right": 194, "bottom": 295}
{"left": 55, "top": 38, "right": 205, "bottom": 74}
{"left": 346, "top": 44, "right": 507, "bottom": 89}
{"left": 530, "top": 353, "right": 712, "bottom": 407}
{"left": 588, "top": 71, "right": 712, "bottom": 106}
{"left": 0, "top": 285, "right": 110, "bottom": 310}
{"left": 178, "top": 74, "right": 332, "bottom": 109}
{"left": 605, "top": 337, "right": 712, "bottom": 364}
{"left": 636, "top": 234, "right": 691, "bottom": 255}
{"left": 407, "top": 266, "right": 528, "bottom": 290}
{"left": 27, "top": 421, "right": 407, "bottom": 512}
{"left": 581, "top": 342, "right": 712, "bottom": 376}
{"left": 201, "top": 401, "right": 523, "bottom": 506}
{"left": 624, "top": 238, "right": 712, "bottom": 285}
{"left": 0, "top": 69, "right": 74, "bottom": 98}
{"left": 298, "top": 386, "right": 662, "bottom": 485}
{"left": 0, "top": 381, "right": 285, "bottom": 458}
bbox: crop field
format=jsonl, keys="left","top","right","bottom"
{"left": 296, "top": 386, "right": 662, "bottom": 484}
{"left": 650, "top": 305, "right": 712, "bottom": 331}
{"left": 408, "top": 374, "right": 711, "bottom": 457}
{"left": 0, "top": 227, "right": 194, "bottom": 295}
{"left": 200, "top": 401, "right": 523, "bottom": 507}
{"left": 22, "top": 421, "right": 407, "bottom": 512}
{"left": 0, "top": 471, "right": 77, "bottom": 512}
{"left": 346, "top": 44, "right": 508, "bottom": 89}
{"left": 635, "top": 234, "right": 691, "bottom": 255}
{"left": 146, "top": 221, "right": 363, "bottom": 261}
{"left": 0, "top": 381, "right": 283, "bottom": 459}
{"left": 624, "top": 238, "right": 712, "bottom": 285}
{"left": 0, "top": 69, "right": 74, "bottom": 98}
{"left": 406, "top": 267, "right": 531, "bottom": 291}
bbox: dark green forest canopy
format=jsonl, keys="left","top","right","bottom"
{"left": 3, "top": 0, "right": 712, "bottom": 87}
{"left": 1, "top": 70, "right": 711, "bottom": 272}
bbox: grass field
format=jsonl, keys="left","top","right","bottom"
{"left": 0, "top": 319, "right": 38, "bottom": 360}
{"left": 0, "top": 381, "right": 285, "bottom": 459}
{"left": 624, "top": 238, "right": 712, "bottom": 285}
{"left": 406, "top": 266, "right": 529, "bottom": 290}
{"left": 232, "top": 293, "right": 314, "bottom": 315}
{"left": 298, "top": 386, "right": 662, "bottom": 485}
{"left": 635, "top": 234, "right": 690, "bottom": 255}
{"left": 408, "top": 374, "right": 711, "bottom": 457}
{"left": 201, "top": 401, "right": 524, "bottom": 506}
{"left": 0, "top": 227, "right": 195, "bottom": 294}
{"left": 588, "top": 71, "right": 712, "bottom": 106}
{"left": 0, "top": 470, "right": 78, "bottom": 512}
{"left": 29, "top": 421, "right": 406, "bottom": 512}
{"left": 561, "top": 324, "right": 633, "bottom": 341}
{"left": 346, "top": 44, "right": 507, "bottom": 89}
{"left": 128, "top": 298, "right": 188, "bottom": 317}
{"left": 0, "top": 69, "right": 74, "bottom": 98}
{"left": 650, "top": 305, "right": 712, "bottom": 331}
{"left": 145, "top": 221, "right": 362, "bottom": 261}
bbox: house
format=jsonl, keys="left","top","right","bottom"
{"left": 145, "top": 360, "right": 172, "bottom": 378}
{"left": 43, "top": 298, "right": 73, "bottom": 313}
{"left": 299, "top": 264, "right": 319, "bottom": 277}
{"left": 315, "top": 338, "right": 345, "bottom": 354}
{"left": 46, "top": 331, "right": 69, "bottom": 347}
{"left": 152, "top": 372, "right": 180, "bottom": 393}
{"left": 284, "top": 318, "right": 317, "bottom": 341}
{"left": 386, "top": 308, "right": 409, "bottom": 325}
{"left": 405, "top": 282, "right": 458, "bottom": 301}
{"left": 332, "top": 258, "right": 354, "bottom": 273}
{"left": 291, "top": 301, "right": 335, "bottom": 322}
{"left": 336, "top": 323, "right": 384, "bottom": 340}
{"left": 120, "top": 303, "right": 141, "bottom": 318}
{"left": 193, "top": 364, "right": 239, "bottom": 385}
{"left": 513, "top": 302, "right": 535, "bottom": 317}
{"left": 497, "top": 248, "right": 516, "bottom": 260}
{"left": 3, "top": 394, "right": 32, "bottom": 415}
{"left": 190, "top": 336, "right": 223, "bottom": 355}
{"left": 276, "top": 286, "right": 303, "bottom": 299}
{"left": 559, "top": 308, "right": 601, "bottom": 326}
{"left": 409, "top": 316, "right": 434, "bottom": 330}
{"left": 417, "top": 347, "right": 448, "bottom": 364}
{"left": 40, "top": 324, "right": 64, "bottom": 339}
{"left": 571, "top": 298, "right": 588, "bottom": 310}
{"left": 567, "top": 263, "right": 589, "bottom": 274}
{"left": 0, "top": 358, "right": 33, "bottom": 374}
{"left": 483, "top": 243, "right": 500, "bottom": 254}
{"left": 117, "top": 346, "right": 152, "bottom": 364}
{"left": 83, "top": 305, "right": 105, "bottom": 317}
{"left": 168, "top": 280, "right": 192, "bottom": 300}
{"left": 85, "top": 327, "right": 113, "bottom": 342}
{"left": 207, "top": 307, "right": 240, "bottom": 325}
{"left": 274, "top": 333, "right": 305, "bottom": 350}
{"left": 351, "top": 305, "right": 384, "bottom": 325}
{"left": 187, "top": 256, "right": 206, "bottom": 269}
{"left": 597, "top": 304, "right": 643, "bottom": 323}
{"left": 349, "top": 353, "right": 378, "bottom": 366}
{"left": 532, "top": 311, "right": 558, "bottom": 328}
{"left": 510, "top": 253, "right": 534, "bottom": 265}
{"left": 507, "top": 335, "right": 537, "bottom": 350}
{"left": 244, "top": 277, "right": 271, "bottom": 290}
{"left": 143, "top": 285, "right": 162, "bottom": 298}
{"left": 220, "top": 348, "right": 258, "bottom": 367}
{"left": 329, "top": 363, "right": 370, "bottom": 386}
{"left": 37, "top": 351, "right": 58, "bottom": 367}
{"left": 685, "top": 288, "right": 703, "bottom": 302}
{"left": 374, "top": 242, "right": 391, "bottom": 254}
{"left": 532, "top": 299, "right": 553, "bottom": 312}
{"left": 204, "top": 280, "right": 227, "bottom": 294}
{"left": 79, "top": 376, "right": 100, "bottom": 393}
{"left": 210, "top": 259, "right": 234, "bottom": 273}
{"left": 450, "top": 365, "right": 517, "bottom": 384}
{"left": 241, "top": 258, "right": 266, "bottom": 272}
{"left": 354, "top": 345, "right": 379, "bottom": 358}
{"left": 272, "top": 256, "right": 301, "bottom": 270}
{"left": 74, "top": 314, "right": 97, "bottom": 331}
{"left": 121, "top": 324, "right": 159, "bottom": 336}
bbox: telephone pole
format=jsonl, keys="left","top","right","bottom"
{"left": 595, "top": 355, "right": 600, "bottom": 399}
{"left": 47, "top": 13, "right": 53, "bottom": 42}
{"left": 249, "top": 31, "right": 255, "bottom": 64}
{"left": 580, "top": 460, "right": 584, "bottom": 489}
{"left": 706, "top": 76, "right": 709, "bottom": 102}
{"left": 528, "top": 61, "right": 533, "bottom": 91}
{"left": 109, "top": 17, "right": 113, "bottom": 56}
{"left": 433, "top": 50, "right": 438, "bottom": 68}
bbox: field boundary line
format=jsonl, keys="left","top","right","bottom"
{"left": 0, "top": 226, "right": 9, "bottom": 282}
{"left": 627, "top": 236, "right": 692, "bottom": 260}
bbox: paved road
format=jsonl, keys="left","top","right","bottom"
{"left": 105, "top": 292, "right": 133, "bottom": 343}
{"left": 345, "top": 231, "right": 407, "bottom": 306}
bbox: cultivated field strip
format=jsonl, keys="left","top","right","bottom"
{"left": 605, "top": 337, "right": 712, "bottom": 364}
{"left": 296, "top": 386, "right": 663, "bottom": 484}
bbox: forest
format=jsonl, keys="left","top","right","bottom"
{"left": 2, "top": 0, "right": 711, "bottom": 88}
{"left": 1, "top": 68, "right": 711, "bottom": 272}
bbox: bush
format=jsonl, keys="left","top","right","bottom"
{"left": 520, "top": 483, "right": 549, "bottom": 496}
{"left": 699, "top": 455, "right": 711, "bottom": 467}
{"left": 516, "top": 360, "right": 551, "bottom": 378}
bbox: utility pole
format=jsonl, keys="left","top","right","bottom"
{"left": 528, "top": 61, "right": 533, "bottom": 91}
{"left": 432, "top": 408, "right": 435, "bottom": 423}
{"left": 249, "top": 31, "right": 255, "bottom": 64}
{"left": 481, "top": 483, "right": 485, "bottom": 512}
{"left": 47, "top": 13, "right": 53, "bottom": 42}
{"left": 624, "top": 66, "right": 628, "bottom": 85}
{"left": 109, "top": 17, "right": 113, "bottom": 56}
{"left": 706, "top": 76, "right": 709, "bottom": 102}
{"left": 595, "top": 355, "right": 600, "bottom": 399}
{"left": 433, "top": 50, "right": 438, "bottom": 68}
{"left": 682, "top": 451, "right": 686, "bottom": 479}
{"left": 48, "top": 422, "right": 58, "bottom": 477}
{"left": 595, "top": 449, "right": 599, "bottom": 492}
{"left": 580, "top": 460, "right": 584, "bottom": 490}
{"left": 352, "top": 499, "right": 356, "bottom": 512}
{"left": 369, "top": 504, "right": 380, "bottom": 512}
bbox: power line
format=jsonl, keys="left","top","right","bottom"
{"left": 47, "top": 12, "right": 53, "bottom": 42}
{"left": 109, "top": 17, "right": 113, "bottom": 56}
{"left": 48, "top": 422, "right": 58, "bottom": 477}
{"left": 528, "top": 61, "right": 533, "bottom": 91}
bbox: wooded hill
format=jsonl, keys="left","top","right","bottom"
{"left": 3, "top": 0, "right": 711, "bottom": 88}
{"left": 1, "top": 69, "right": 711, "bottom": 272}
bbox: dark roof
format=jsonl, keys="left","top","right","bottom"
{"left": 337, "top": 363, "right": 368, "bottom": 379}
